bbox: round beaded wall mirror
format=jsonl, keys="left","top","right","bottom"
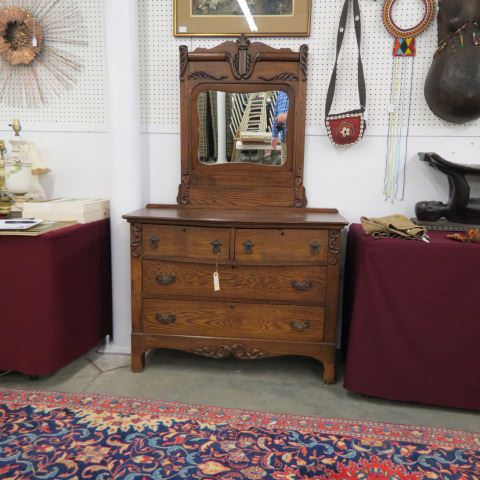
{"left": 383, "top": 0, "right": 436, "bottom": 38}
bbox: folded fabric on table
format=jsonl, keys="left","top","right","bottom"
{"left": 361, "top": 214, "right": 427, "bottom": 240}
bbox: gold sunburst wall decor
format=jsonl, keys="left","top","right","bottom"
{"left": 0, "top": 0, "right": 87, "bottom": 107}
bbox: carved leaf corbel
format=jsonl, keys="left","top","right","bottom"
{"left": 177, "top": 167, "right": 191, "bottom": 205}
{"left": 294, "top": 166, "right": 307, "bottom": 208}
{"left": 328, "top": 231, "right": 341, "bottom": 265}
{"left": 131, "top": 223, "right": 142, "bottom": 258}
{"left": 179, "top": 45, "right": 188, "bottom": 81}
{"left": 300, "top": 44, "right": 309, "bottom": 81}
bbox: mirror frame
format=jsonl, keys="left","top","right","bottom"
{"left": 178, "top": 35, "right": 309, "bottom": 208}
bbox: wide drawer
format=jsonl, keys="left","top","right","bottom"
{"left": 143, "top": 260, "right": 326, "bottom": 304}
{"left": 235, "top": 229, "right": 328, "bottom": 262}
{"left": 143, "top": 299, "right": 324, "bottom": 342}
{"left": 142, "top": 225, "right": 230, "bottom": 259}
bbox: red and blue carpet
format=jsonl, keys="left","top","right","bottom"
{"left": 0, "top": 389, "right": 479, "bottom": 479}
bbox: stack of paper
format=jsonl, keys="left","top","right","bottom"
{"left": 0, "top": 219, "right": 44, "bottom": 231}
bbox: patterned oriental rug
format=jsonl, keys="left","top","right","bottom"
{"left": 0, "top": 389, "right": 479, "bottom": 480}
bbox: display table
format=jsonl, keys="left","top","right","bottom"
{"left": 0, "top": 220, "right": 112, "bottom": 376}
{"left": 343, "top": 224, "right": 480, "bottom": 411}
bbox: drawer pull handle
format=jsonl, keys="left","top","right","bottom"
{"left": 149, "top": 235, "right": 160, "bottom": 250}
{"left": 244, "top": 240, "right": 254, "bottom": 255}
{"left": 156, "top": 275, "right": 177, "bottom": 286}
{"left": 211, "top": 239, "right": 222, "bottom": 254}
{"left": 156, "top": 314, "right": 176, "bottom": 325}
{"left": 290, "top": 320, "right": 311, "bottom": 331}
{"left": 311, "top": 241, "right": 320, "bottom": 256}
{"left": 292, "top": 280, "right": 313, "bottom": 291}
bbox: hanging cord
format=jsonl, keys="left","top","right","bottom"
{"left": 394, "top": 59, "right": 406, "bottom": 200}
{"left": 384, "top": 58, "right": 402, "bottom": 201}
{"left": 401, "top": 56, "right": 415, "bottom": 200}
{"left": 384, "top": 52, "right": 415, "bottom": 203}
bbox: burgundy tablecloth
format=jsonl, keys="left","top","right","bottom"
{"left": 343, "top": 224, "right": 480, "bottom": 411}
{"left": 0, "top": 220, "right": 112, "bottom": 376}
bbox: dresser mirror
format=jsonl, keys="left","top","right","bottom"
{"left": 198, "top": 89, "right": 290, "bottom": 166}
{"left": 178, "top": 35, "right": 309, "bottom": 208}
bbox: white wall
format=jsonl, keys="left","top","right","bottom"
{"left": 0, "top": 130, "right": 110, "bottom": 200}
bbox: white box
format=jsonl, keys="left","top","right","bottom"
{"left": 22, "top": 199, "right": 110, "bottom": 224}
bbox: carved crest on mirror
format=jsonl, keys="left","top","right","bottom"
{"left": 177, "top": 36, "right": 309, "bottom": 209}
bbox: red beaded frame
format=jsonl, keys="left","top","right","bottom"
{"left": 383, "top": 0, "right": 436, "bottom": 39}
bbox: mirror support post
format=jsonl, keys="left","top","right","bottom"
{"left": 217, "top": 91, "right": 227, "bottom": 164}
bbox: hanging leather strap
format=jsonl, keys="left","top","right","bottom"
{"left": 325, "top": 0, "right": 366, "bottom": 117}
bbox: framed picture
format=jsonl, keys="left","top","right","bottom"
{"left": 174, "top": 0, "right": 312, "bottom": 37}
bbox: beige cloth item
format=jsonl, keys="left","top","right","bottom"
{"left": 361, "top": 214, "right": 427, "bottom": 240}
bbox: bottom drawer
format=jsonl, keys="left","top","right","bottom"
{"left": 143, "top": 299, "right": 324, "bottom": 342}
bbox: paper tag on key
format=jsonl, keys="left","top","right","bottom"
{"left": 213, "top": 272, "right": 221, "bottom": 292}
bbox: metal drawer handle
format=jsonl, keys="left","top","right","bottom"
{"left": 156, "top": 314, "right": 176, "bottom": 325}
{"left": 290, "top": 320, "right": 311, "bottom": 331}
{"left": 156, "top": 275, "right": 177, "bottom": 286}
{"left": 311, "top": 241, "right": 320, "bottom": 256}
{"left": 244, "top": 240, "right": 254, "bottom": 254}
{"left": 149, "top": 235, "right": 159, "bottom": 250}
{"left": 292, "top": 280, "right": 313, "bottom": 291}
{"left": 211, "top": 239, "right": 222, "bottom": 254}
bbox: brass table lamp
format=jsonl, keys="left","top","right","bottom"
{"left": 0, "top": 140, "right": 15, "bottom": 216}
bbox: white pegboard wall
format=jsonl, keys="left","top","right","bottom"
{"left": 139, "top": 0, "right": 480, "bottom": 136}
{"left": 0, "top": 0, "right": 106, "bottom": 131}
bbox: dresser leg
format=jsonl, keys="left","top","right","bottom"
{"left": 131, "top": 351, "right": 145, "bottom": 372}
{"left": 131, "top": 335, "right": 146, "bottom": 373}
{"left": 322, "top": 363, "right": 335, "bottom": 385}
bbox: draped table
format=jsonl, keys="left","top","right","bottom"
{"left": 343, "top": 224, "right": 480, "bottom": 411}
{"left": 0, "top": 220, "right": 112, "bottom": 376}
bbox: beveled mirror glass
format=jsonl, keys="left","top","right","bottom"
{"left": 198, "top": 90, "right": 289, "bottom": 166}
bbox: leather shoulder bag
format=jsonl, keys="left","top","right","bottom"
{"left": 325, "top": 0, "right": 367, "bottom": 147}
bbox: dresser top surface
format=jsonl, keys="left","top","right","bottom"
{"left": 123, "top": 205, "right": 348, "bottom": 228}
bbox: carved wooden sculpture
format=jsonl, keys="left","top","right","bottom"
{"left": 416, "top": 153, "right": 480, "bottom": 224}
{"left": 425, "top": 0, "right": 480, "bottom": 123}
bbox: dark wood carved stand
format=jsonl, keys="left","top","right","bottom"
{"left": 416, "top": 152, "right": 480, "bottom": 224}
{"left": 124, "top": 37, "right": 347, "bottom": 384}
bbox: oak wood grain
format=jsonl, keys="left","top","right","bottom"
{"left": 235, "top": 229, "right": 328, "bottom": 263}
{"left": 143, "top": 260, "right": 327, "bottom": 304}
{"left": 142, "top": 299, "right": 324, "bottom": 341}
{"left": 124, "top": 206, "right": 348, "bottom": 228}
{"left": 142, "top": 225, "right": 230, "bottom": 260}
{"left": 188, "top": 186, "right": 295, "bottom": 209}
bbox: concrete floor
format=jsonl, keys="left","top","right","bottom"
{"left": 1, "top": 348, "right": 479, "bottom": 433}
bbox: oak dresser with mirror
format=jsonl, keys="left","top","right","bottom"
{"left": 124, "top": 36, "right": 348, "bottom": 384}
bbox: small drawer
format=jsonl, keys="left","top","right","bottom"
{"left": 235, "top": 229, "right": 328, "bottom": 262}
{"left": 143, "top": 299, "right": 324, "bottom": 342}
{"left": 143, "top": 260, "right": 326, "bottom": 304}
{"left": 142, "top": 225, "right": 230, "bottom": 259}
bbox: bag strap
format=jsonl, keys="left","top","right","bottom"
{"left": 325, "top": 0, "right": 366, "bottom": 118}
